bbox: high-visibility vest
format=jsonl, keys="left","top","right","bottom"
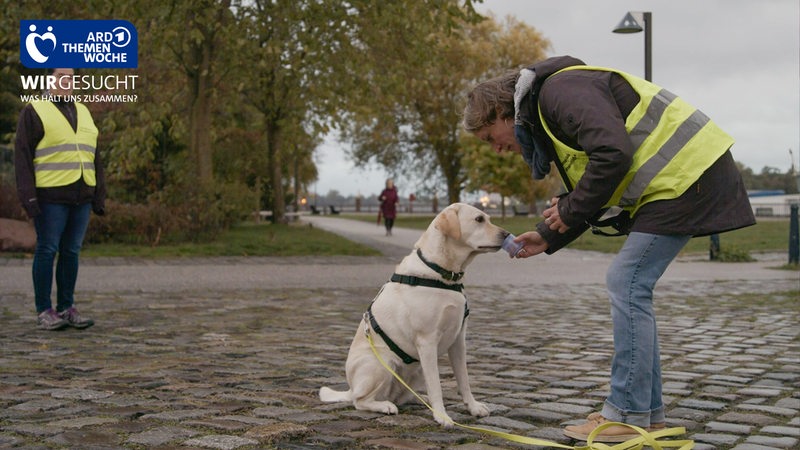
{"left": 538, "top": 66, "right": 734, "bottom": 215}
{"left": 30, "top": 101, "right": 98, "bottom": 188}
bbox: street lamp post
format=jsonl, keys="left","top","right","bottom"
{"left": 613, "top": 11, "right": 652, "bottom": 81}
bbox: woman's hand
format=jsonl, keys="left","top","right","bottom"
{"left": 542, "top": 196, "right": 570, "bottom": 234}
{"left": 512, "top": 231, "right": 548, "bottom": 258}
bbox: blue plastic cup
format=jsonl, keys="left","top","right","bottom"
{"left": 502, "top": 233, "right": 524, "bottom": 257}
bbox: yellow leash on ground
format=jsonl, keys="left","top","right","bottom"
{"left": 365, "top": 328, "right": 694, "bottom": 450}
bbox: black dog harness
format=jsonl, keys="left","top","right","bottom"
{"left": 365, "top": 250, "right": 469, "bottom": 365}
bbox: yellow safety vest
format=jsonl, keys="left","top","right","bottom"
{"left": 31, "top": 101, "right": 98, "bottom": 188}
{"left": 539, "top": 66, "right": 734, "bottom": 215}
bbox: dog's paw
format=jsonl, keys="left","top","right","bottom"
{"left": 354, "top": 400, "right": 398, "bottom": 415}
{"left": 381, "top": 402, "right": 399, "bottom": 415}
{"left": 467, "top": 401, "right": 490, "bottom": 418}
{"left": 433, "top": 410, "right": 455, "bottom": 427}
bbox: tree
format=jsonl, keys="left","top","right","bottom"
{"left": 462, "top": 133, "right": 561, "bottom": 218}
{"left": 150, "top": 0, "right": 237, "bottom": 187}
{"left": 286, "top": 131, "right": 319, "bottom": 213}
{"left": 237, "top": 0, "right": 479, "bottom": 222}
{"left": 342, "top": 13, "right": 550, "bottom": 203}
{"left": 0, "top": 1, "right": 558, "bottom": 237}
{"left": 462, "top": 133, "right": 529, "bottom": 217}
{"left": 236, "top": 0, "right": 359, "bottom": 223}
{"left": 737, "top": 161, "right": 799, "bottom": 194}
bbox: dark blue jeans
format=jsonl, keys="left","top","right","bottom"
{"left": 32, "top": 202, "right": 91, "bottom": 313}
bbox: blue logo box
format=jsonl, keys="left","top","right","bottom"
{"left": 20, "top": 20, "right": 138, "bottom": 69}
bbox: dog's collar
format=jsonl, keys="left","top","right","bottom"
{"left": 416, "top": 248, "right": 464, "bottom": 282}
{"left": 390, "top": 273, "right": 463, "bottom": 292}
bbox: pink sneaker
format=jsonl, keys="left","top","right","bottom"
{"left": 59, "top": 307, "right": 94, "bottom": 329}
{"left": 37, "top": 309, "right": 68, "bottom": 331}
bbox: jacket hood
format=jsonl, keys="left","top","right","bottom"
{"left": 529, "top": 55, "right": 585, "bottom": 80}
{"left": 518, "top": 55, "right": 586, "bottom": 124}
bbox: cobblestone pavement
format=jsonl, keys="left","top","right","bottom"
{"left": 1, "top": 218, "right": 798, "bottom": 449}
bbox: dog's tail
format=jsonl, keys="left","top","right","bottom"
{"left": 319, "top": 386, "right": 352, "bottom": 403}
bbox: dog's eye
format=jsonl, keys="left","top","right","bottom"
{"left": 475, "top": 216, "right": 485, "bottom": 223}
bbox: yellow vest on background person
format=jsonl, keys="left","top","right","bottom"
{"left": 30, "top": 100, "right": 98, "bottom": 188}
{"left": 539, "top": 66, "right": 734, "bottom": 216}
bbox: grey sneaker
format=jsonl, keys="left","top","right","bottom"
{"left": 38, "top": 309, "right": 68, "bottom": 330}
{"left": 59, "top": 307, "right": 94, "bottom": 329}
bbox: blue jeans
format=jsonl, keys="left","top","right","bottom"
{"left": 32, "top": 202, "right": 91, "bottom": 313}
{"left": 601, "top": 232, "right": 691, "bottom": 427}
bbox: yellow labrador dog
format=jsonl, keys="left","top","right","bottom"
{"left": 320, "top": 203, "right": 509, "bottom": 426}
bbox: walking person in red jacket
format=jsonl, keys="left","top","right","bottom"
{"left": 378, "top": 179, "right": 399, "bottom": 236}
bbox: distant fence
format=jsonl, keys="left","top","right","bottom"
{"left": 309, "top": 199, "right": 800, "bottom": 218}
{"left": 303, "top": 203, "right": 440, "bottom": 215}
{"left": 751, "top": 202, "right": 800, "bottom": 217}
{"left": 300, "top": 202, "right": 539, "bottom": 217}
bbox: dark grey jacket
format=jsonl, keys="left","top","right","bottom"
{"left": 518, "top": 56, "right": 755, "bottom": 253}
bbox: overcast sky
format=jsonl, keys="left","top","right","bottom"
{"left": 315, "top": 0, "right": 800, "bottom": 198}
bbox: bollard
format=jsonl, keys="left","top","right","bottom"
{"left": 709, "top": 234, "right": 720, "bottom": 261}
{"left": 789, "top": 204, "right": 799, "bottom": 264}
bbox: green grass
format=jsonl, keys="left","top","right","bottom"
{"left": 5, "top": 214, "right": 791, "bottom": 260}
{"left": 341, "top": 213, "right": 792, "bottom": 256}
{"left": 79, "top": 222, "right": 380, "bottom": 258}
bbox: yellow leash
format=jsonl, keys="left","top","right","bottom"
{"left": 365, "top": 326, "right": 694, "bottom": 450}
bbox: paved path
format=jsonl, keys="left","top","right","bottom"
{"left": 1, "top": 216, "right": 795, "bottom": 292}
{"left": 0, "top": 216, "right": 798, "bottom": 449}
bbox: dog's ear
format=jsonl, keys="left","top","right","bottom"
{"left": 434, "top": 207, "right": 461, "bottom": 240}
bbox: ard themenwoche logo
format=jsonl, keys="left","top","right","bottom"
{"left": 20, "top": 20, "right": 138, "bottom": 68}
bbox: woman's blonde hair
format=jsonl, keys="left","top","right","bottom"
{"left": 462, "top": 70, "right": 519, "bottom": 132}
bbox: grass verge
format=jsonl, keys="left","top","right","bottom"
{"left": 79, "top": 222, "right": 380, "bottom": 258}
{"left": 3, "top": 214, "right": 793, "bottom": 261}
{"left": 342, "top": 213, "right": 793, "bottom": 257}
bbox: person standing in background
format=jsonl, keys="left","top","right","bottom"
{"left": 378, "top": 178, "right": 399, "bottom": 236}
{"left": 15, "top": 68, "right": 106, "bottom": 331}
